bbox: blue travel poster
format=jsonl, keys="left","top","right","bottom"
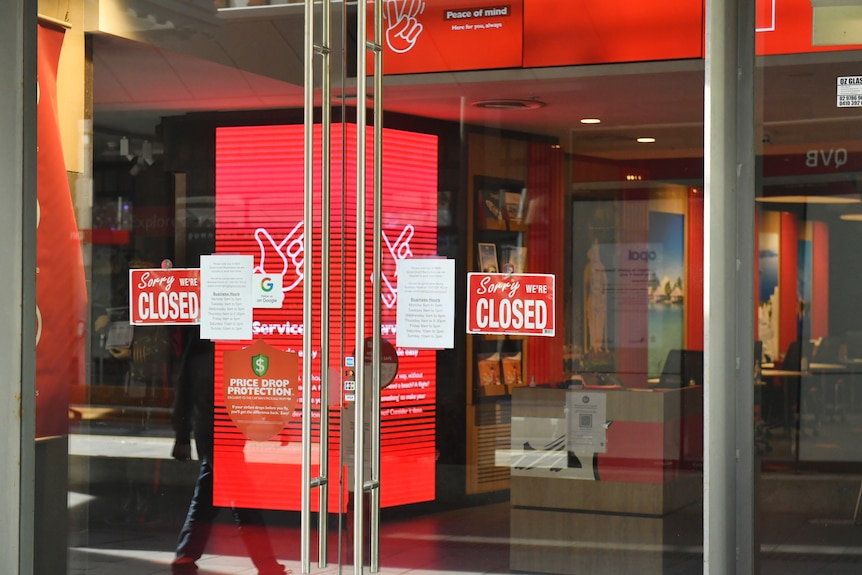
{"left": 648, "top": 211, "right": 685, "bottom": 377}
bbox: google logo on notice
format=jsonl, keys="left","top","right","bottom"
{"left": 260, "top": 276, "right": 274, "bottom": 292}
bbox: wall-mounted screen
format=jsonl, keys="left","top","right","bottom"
{"left": 213, "top": 123, "right": 439, "bottom": 511}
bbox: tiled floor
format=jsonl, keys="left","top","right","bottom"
{"left": 69, "top": 503, "right": 512, "bottom": 575}
{"left": 67, "top": 498, "right": 862, "bottom": 575}
{"left": 65, "top": 434, "right": 862, "bottom": 575}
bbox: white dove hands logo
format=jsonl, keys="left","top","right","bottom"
{"left": 384, "top": 0, "right": 425, "bottom": 54}
{"left": 378, "top": 224, "right": 415, "bottom": 308}
{"left": 254, "top": 221, "right": 305, "bottom": 293}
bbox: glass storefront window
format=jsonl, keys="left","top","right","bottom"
{"left": 756, "top": 19, "right": 862, "bottom": 571}
{"left": 37, "top": 2, "right": 709, "bottom": 574}
{"left": 13, "top": 1, "right": 862, "bottom": 574}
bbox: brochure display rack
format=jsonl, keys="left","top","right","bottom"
{"left": 471, "top": 175, "right": 530, "bottom": 400}
{"left": 464, "top": 133, "right": 532, "bottom": 494}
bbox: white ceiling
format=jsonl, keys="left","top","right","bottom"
{"left": 91, "top": 5, "right": 862, "bottom": 162}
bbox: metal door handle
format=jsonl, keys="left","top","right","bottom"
{"left": 369, "top": 0, "right": 384, "bottom": 571}
{"left": 301, "top": 0, "right": 333, "bottom": 572}
{"left": 354, "top": 0, "right": 386, "bottom": 572}
{"left": 300, "top": 0, "right": 315, "bottom": 571}
{"left": 353, "top": 0, "right": 368, "bottom": 570}
{"left": 318, "top": 0, "right": 333, "bottom": 567}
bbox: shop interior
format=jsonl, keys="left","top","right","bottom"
{"left": 52, "top": 2, "right": 862, "bottom": 575}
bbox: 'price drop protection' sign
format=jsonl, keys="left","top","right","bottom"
{"left": 467, "top": 272, "right": 555, "bottom": 336}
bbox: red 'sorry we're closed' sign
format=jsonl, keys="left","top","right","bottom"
{"left": 129, "top": 268, "right": 201, "bottom": 325}
{"left": 467, "top": 272, "right": 555, "bottom": 336}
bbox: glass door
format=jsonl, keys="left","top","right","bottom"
{"left": 63, "top": 0, "right": 397, "bottom": 569}
{"left": 62, "top": 2, "right": 712, "bottom": 575}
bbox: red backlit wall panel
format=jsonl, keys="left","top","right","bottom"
{"left": 525, "top": 143, "right": 565, "bottom": 385}
{"left": 214, "top": 123, "right": 439, "bottom": 511}
{"left": 37, "top": 23, "right": 88, "bottom": 438}
{"left": 685, "top": 190, "right": 704, "bottom": 351}
{"left": 811, "top": 221, "right": 829, "bottom": 340}
{"left": 779, "top": 212, "right": 800, "bottom": 356}
{"left": 523, "top": 0, "right": 704, "bottom": 67}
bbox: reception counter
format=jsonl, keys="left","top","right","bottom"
{"left": 506, "top": 385, "right": 703, "bottom": 574}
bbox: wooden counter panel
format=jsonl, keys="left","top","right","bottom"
{"left": 511, "top": 508, "right": 662, "bottom": 574}
{"left": 509, "top": 386, "right": 703, "bottom": 574}
{"left": 510, "top": 503, "right": 702, "bottom": 575}
{"left": 511, "top": 473, "right": 701, "bottom": 515}
{"left": 466, "top": 402, "right": 512, "bottom": 494}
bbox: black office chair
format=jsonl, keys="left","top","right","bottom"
{"left": 844, "top": 330, "right": 862, "bottom": 361}
{"left": 656, "top": 349, "right": 704, "bottom": 469}
{"left": 753, "top": 340, "right": 773, "bottom": 454}
{"left": 783, "top": 340, "right": 820, "bottom": 437}
{"left": 656, "top": 349, "right": 704, "bottom": 389}
{"left": 812, "top": 335, "right": 847, "bottom": 423}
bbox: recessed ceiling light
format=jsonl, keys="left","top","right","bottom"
{"left": 471, "top": 99, "right": 546, "bottom": 110}
{"left": 637, "top": 137, "right": 656, "bottom": 143}
{"left": 756, "top": 195, "right": 861, "bottom": 204}
{"left": 580, "top": 118, "right": 601, "bottom": 124}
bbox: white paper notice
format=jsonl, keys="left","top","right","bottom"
{"left": 838, "top": 76, "right": 862, "bottom": 107}
{"left": 200, "top": 254, "right": 253, "bottom": 341}
{"left": 396, "top": 258, "right": 455, "bottom": 349}
{"left": 566, "top": 391, "right": 608, "bottom": 454}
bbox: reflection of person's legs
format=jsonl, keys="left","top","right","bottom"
{"left": 233, "top": 507, "right": 286, "bottom": 575}
{"left": 175, "top": 455, "right": 217, "bottom": 566}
